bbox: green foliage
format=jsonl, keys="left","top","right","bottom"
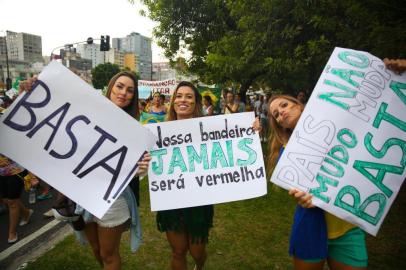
{"left": 140, "top": 0, "right": 406, "bottom": 96}
{"left": 91, "top": 62, "right": 121, "bottom": 90}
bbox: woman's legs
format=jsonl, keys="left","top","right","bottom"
{"left": 293, "top": 257, "right": 325, "bottom": 270}
{"left": 188, "top": 236, "right": 207, "bottom": 270}
{"left": 98, "top": 224, "right": 126, "bottom": 270}
{"left": 84, "top": 222, "right": 126, "bottom": 270}
{"left": 83, "top": 222, "right": 103, "bottom": 266}
{"left": 166, "top": 231, "right": 188, "bottom": 270}
{"left": 328, "top": 258, "right": 367, "bottom": 270}
{"left": 5, "top": 198, "right": 29, "bottom": 241}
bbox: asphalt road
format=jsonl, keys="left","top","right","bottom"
{"left": 0, "top": 188, "right": 57, "bottom": 253}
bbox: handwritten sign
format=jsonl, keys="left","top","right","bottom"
{"left": 0, "top": 61, "right": 157, "bottom": 218}
{"left": 138, "top": 79, "right": 177, "bottom": 99}
{"left": 270, "top": 47, "right": 406, "bottom": 235}
{"left": 145, "top": 112, "right": 267, "bottom": 211}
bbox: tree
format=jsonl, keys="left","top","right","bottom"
{"left": 139, "top": 0, "right": 406, "bottom": 97}
{"left": 91, "top": 62, "right": 121, "bottom": 90}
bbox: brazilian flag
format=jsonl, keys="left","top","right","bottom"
{"left": 197, "top": 84, "right": 221, "bottom": 114}
{"left": 140, "top": 111, "right": 166, "bottom": 124}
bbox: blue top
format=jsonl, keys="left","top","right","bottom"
{"left": 279, "top": 147, "right": 328, "bottom": 259}
{"left": 74, "top": 186, "right": 142, "bottom": 253}
{"left": 149, "top": 110, "right": 166, "bottom": 116}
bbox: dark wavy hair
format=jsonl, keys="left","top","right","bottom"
{"left": 166, "top": 81, "right": 202, "bottom": 121}
{"left": 106, "top": 71, "right": 139, "bottom": 120}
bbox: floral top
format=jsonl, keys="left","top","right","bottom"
{"left": 0, "top": 154, "right": 24, "bottom": 176}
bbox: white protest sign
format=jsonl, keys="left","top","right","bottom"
{"left": 0, "top": 61, "right": 157, "bottom": 218}
{"left": 145, "top": 112, "right": 267, "bottom": 211}
{"left": 270, "top": 47, "right": 406, "bottom": 235}
{"left": 138, "top": 79, "right": 177, "bottom": 99}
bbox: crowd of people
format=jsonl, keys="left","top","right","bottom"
{"left": 0, "top": 58, "right": 405, "bottom": 270}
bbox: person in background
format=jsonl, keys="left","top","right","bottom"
{"left": 139, "top": 100, "right": 147, "bottom": 114}
{"left": 224, "top": 91, "right": 239, "bottom": 114}
{"left": 254, "top": 95, "right": 267, "bottom": 141}
{"left": 296, "top": 91, "right": 307, "bottom": 105}
{"left": 202, "top": 95, "right": 214, "bottom": 116}
{"left": 157, "top": 81, "right": 214, "bottom": 270}
{"left": 19, "top": 72, "right": 151, "bottom": 270}
{"left": 0, "top": 155, "right": 35, "bottom": 244}
{"left": 149, "top": 92, "right": 167, "bottom": 116}
{"left": 235, "top": 93, "right": 246, "bottom": 113}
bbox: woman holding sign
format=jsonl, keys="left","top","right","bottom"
{"left": 19, "top": 72, "right": 151, "bottom": 270}
{"left": 254, "top": 95, "right": 368, "bottom": 270}
{"left": 157, "top": 81, "right": 214, "bottom": 270}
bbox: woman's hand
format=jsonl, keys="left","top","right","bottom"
{"left": 252, "top": 117, "right": 262, "bottom": 133}
{"left": 289, "top": 188, "right": 315, "bottom": 208}
{"left": 18, "top": 76, "right": 38, "bottom": 94}
{"left": 135, "top": 152, "right": 151, "bottom": 177}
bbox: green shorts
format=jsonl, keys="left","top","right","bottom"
{"left": 304, "top": 228, "right": 368, "bottom": 267}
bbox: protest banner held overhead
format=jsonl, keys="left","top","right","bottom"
{"left": 138, "top": 79, "right": 177, "bottom": 99}
{"left": 270, "top": 47, "right": 406, "bottom": 236}
{"left": 0, "top": 61, "right": 157, "bottom": 219}
{"left": 145, "top": 112, "right": 267, "bottom": 211}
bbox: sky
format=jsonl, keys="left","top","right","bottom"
{"left": 0, "top": 0, "right": 167, "bottom": 62}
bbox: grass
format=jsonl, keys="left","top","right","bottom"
{"left": 24, "top": 143, "right": 406, "bottom": 269}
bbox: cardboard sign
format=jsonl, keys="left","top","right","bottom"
{"left": 270, "top": 47, "right": 406, "bottom": 235}
{"left": 0, "top": 61, "right": 157, "bottom": 218}
{"left": 145, "top": 112, "right": 267, "bottom": 211}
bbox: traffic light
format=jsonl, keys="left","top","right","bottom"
{"left": 100, "top": 35, "right": 110, "bottom": 51}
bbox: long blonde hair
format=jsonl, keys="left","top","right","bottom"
{"left": 267, "top": 95, "right": 304, "bottom": 173}
{"left": 166, "top": 81, "right": 202, "bottom": 121}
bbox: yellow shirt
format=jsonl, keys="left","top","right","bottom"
{"left": 325, "top": 212, "right": 356, "bottom": 239}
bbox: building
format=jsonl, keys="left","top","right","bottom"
{"left": 2, "top": 31, "right": 42, "bottom": 62}
{"left": 123, "top": 53, "right": 137, "bottom": 72}
{"left": 112, "top": 32, "right": 152, "bottom": 80}
{"left": 152, "top": 62, "right": 176, "bottom": 81}
{"left": 106, "top": 49, "right": 125, "bottom": 68}
{"left": 77, "top": 43, "right": 105, "bottom": 68}
{"left": 0, "top": 31, "right": 43, "bottom": 87}
{"left": 58, "top": 47, "right": 92, "bottom": 82}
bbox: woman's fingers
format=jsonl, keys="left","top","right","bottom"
{"left": 18, "top": 76, "right": 38, "bottom": 94}
{"left": 252, "top": 117, "right": 262, "bottom": 132}
{"left": 289, "top": 188, "right": 315, "bottom": 208}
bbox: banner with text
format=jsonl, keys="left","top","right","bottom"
{"left": 0, "top": 61, "right": 157, "bottom": 218}
{"left": 145, "top": 112, "right": 267, "bottom": 211}
{"left": 139, "top": 79, "right": 177, "bottom": 99}
{"left": 270, "top": 47, "right": 406, "bottom": 235}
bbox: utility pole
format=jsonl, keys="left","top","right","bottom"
{"left": 3, "top": 31, "right": 11, "bottom": 90}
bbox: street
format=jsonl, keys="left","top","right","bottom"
{"left": 0, "top": 188, "right": 69, "bottom": 269}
